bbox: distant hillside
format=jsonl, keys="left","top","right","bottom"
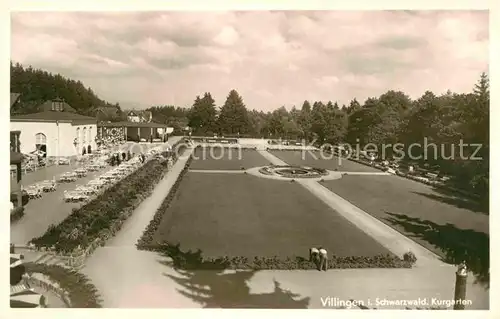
{"left": 10, "top": 61, "right": 120, "bottom": 117}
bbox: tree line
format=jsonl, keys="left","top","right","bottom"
{"left": 10, "top": 62, "right": 123, "bottom": 117}
{"left": 179, "top": 74, "right": 489, "bottom": 201}
{"left": 9, "top": 62, "right": 488, "bottom": 201}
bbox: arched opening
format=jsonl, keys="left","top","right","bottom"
{"left": 35, "top": 133, "right": 47, "bottom": 158}
{"left": 82, "top": 146, "right": 87, "bottom": 155}
{"left": 82, "top": 127, "right": 87, "bottom": 145}
{"left": 87, "top": 145, "right": 92, "bottom": 154}
{"left": 75, "top": 127, "right": 80, "bottom": 151}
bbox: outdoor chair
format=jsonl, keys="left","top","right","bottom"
{"left": 25, "top": 186, "right": 43, "bottom": 199}
{"left": 38, "top": 180, "right": 57, "bottom": 192}
{"left": 58, "top": 158, "right": 70, "bottom": 165}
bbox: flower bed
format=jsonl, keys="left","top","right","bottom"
{"left": 136, "top": 154, "right": 194, "bottom": 249}
{"left": 196, "top": 145, "right": 258, "bottom": 150}
{"left": 10, "top": 206, "right": 25, "bottom": 223}
{"left": 142, "top": 242, "right": 414, "bottom": 270}
{"left": 265, "top": 147, "right": 319, "bottom": 151}
{"left": 30, "top": 142, "right": 186, "bottom": 254}
{"left": 258, "top": 165, "right": 328, "bottom": 179}
{"left": 24, "top": 262, "right": 102, "bottom": 308}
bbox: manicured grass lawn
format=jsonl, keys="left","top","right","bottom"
{"left": 150, "top": 172, "right": 391, "bottom": 258}
{"left": 269, "top": 150, "right": 379, "bottom": 172}
{"left": 190, "top": 148, "right": 270, "bottom": 170}
{"left": 321, "top": 174, "right": 489, "bottom": 283}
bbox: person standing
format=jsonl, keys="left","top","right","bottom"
{"left": 309, "top": 247, "right": 320, "bottom": 269}
{"left": 319, "top": 247, "right": 328, "bottom": 271}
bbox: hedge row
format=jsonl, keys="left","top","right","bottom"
{"left": 266, "top": 147, "right": 318, "bottom": 151}
{"left": 30, "top": 144, "right": 186, "bottom": 253}
{"left": 141, "top": 242, "right": 414, "bottom": 270}
{"left": 195, "top": 145, "right": 258, "bottom": 150}
{"left": 24, "top": 262, "right": 102, "bottom": 308}
{"left": 136, "top": 154, "right": 194, "bottom": 248}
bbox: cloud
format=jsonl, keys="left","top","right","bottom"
{"left": 10, "top": 10, "right": 488, "bottom": 111}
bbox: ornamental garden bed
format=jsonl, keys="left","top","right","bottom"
{"left": 146, "top": 242, "right": 413, "bottom": 270}
{"left": 137, "top": 171, "right": 411, "bottom": 269}
{"left": 24, "top": 262, "right": 102, "bottom": 308}
{"left": 29, "top": 142, "right": 186, "bottom": 254}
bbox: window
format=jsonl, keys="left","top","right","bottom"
{"left": 82, "top": 127, "right": 87, "bottom": 144}
{"left": 51, "top": 100, "right": 64, "bottom": 111}
{"left": 35, "top": 133, "right": 46, "bottom": 144}
{"left": 35, "top": 133, "right": 47, "bottom": 157}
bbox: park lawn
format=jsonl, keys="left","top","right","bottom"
{"left": 150, "top": 172, "right": 391, "bottom": 258}
{"left": 269, "top": 150, "right": 379, "bottom": 172}
{"left": 190, "top": 148, "right": 270, "bottom": 170}
{"left": 321, "top": 174, "right": 489, "bottom": 276}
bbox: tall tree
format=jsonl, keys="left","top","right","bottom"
{"left": 187, "top": 92, "right": 218, "bottom": 135}
{"left": 217, "top": 89, "right": 251, "bottom": 135}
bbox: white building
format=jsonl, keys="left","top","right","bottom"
{"left": 10, "top": 99, "right": 98, "bottom": 158}
{"left": 127, "top": 110, "right": 152, "bottom": 123}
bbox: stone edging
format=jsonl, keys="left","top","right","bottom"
{"left": 27, "top": 273, "right": 72, "bottom": 307}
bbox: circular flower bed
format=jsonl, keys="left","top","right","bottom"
{"left": 258, "top": 165, "right": 329, "bottom": 179}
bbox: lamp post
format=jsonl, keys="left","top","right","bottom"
{"left": 453, "top": 261, "right": 468, "bottom": 310}
{"left": 56, "top": 120, "right": 60, "bottom": 165}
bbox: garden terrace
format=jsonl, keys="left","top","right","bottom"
{"left": 269, "top": 150, "right": 380, "bottom": 172}
{"left": 139, "top": 172, "right": 393, "bottom": 261}
{"left": 189, "top": 147, "right": 269, "bottom": 170}
{"left": 29, "top": 145, "right": 185, "bottom": 253}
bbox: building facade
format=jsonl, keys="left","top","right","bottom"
{"left": 10, "top": 99, "right": 98, "bottom": 158}
{"left": 127, "top": 110, "right": 152, "bottom": 123}
{"left": 10, "top": 131, "right": 23, "bottom": 208}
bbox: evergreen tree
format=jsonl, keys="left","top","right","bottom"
{"left": 217, "top": 89, "right": 251, "bottom": 135}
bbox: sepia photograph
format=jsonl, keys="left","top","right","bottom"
{"left": 6, "top": 4, "right": 491, "bottom": 312}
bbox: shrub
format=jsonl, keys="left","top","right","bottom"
{"left": 146, "top": 243, "right": 413, "bottom": 270}
{"left": 24, "top": 262, "right": 102, "bottom": 308}
{"left": 10, "top": 190, "right": 29, "bottom": 206}
{"left": 403, "top": 251, "right": 417, "bottom": 264}
{"left": 10, "top": 206, "right": 25, "bottom": 222}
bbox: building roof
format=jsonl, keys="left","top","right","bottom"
{"left": 38, "top": 100, "right": 77, "bottom": 113}
{"left": 11, "top": 111, "right": 97, "bottom": 124}
{"left": 98, "top": 121, "right": 169, "bottom": 128}
{"left": 10, "top": 151, "right": 23, "bottom": 164}
{"left": 97, "top": 106, "right": 119, "bottom": 117}
{"left": 10, "top": 93, "right": 21, "bottom": 108}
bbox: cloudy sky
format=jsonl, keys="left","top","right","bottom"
{"left": 11, "top": 10, "right": 488, "bottom": 111}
